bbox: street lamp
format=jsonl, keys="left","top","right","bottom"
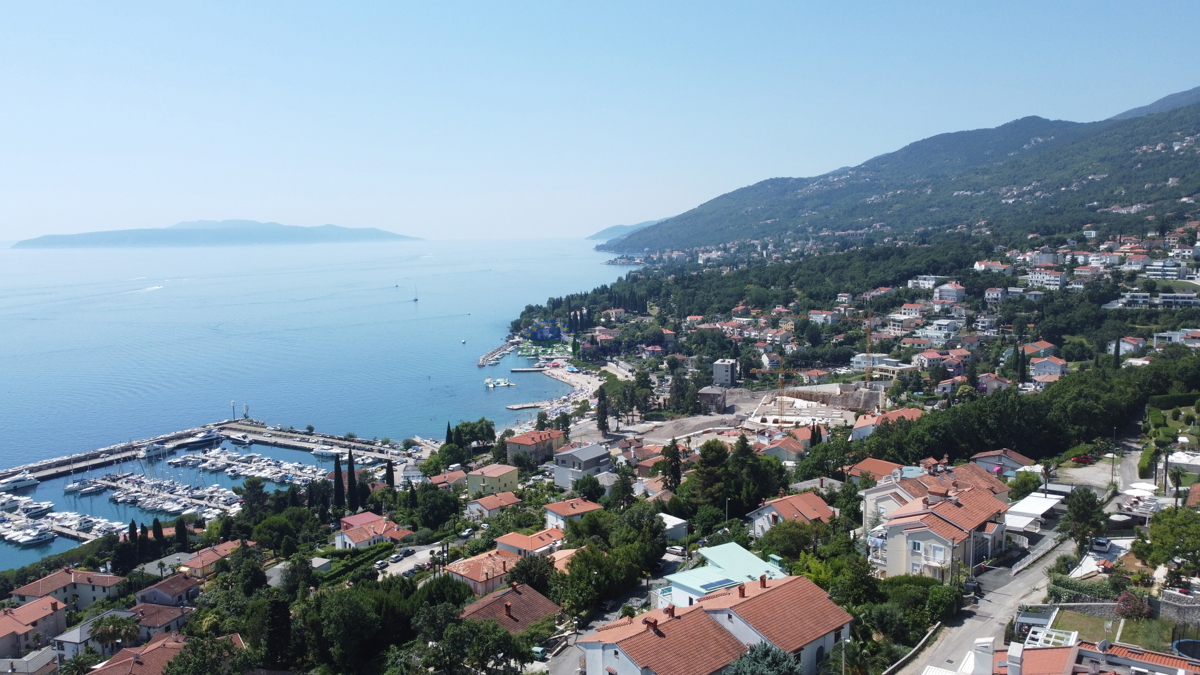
{"left": 726, "top": 497, "right": 731, "bottom": 523}
{"left": 842, "top": 637, "right": 851, "bottom": 675}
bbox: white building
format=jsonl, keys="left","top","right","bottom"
{"left": 713, "top": 358, "right": 738, "bottom": 387}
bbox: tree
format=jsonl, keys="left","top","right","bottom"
{"left": 508, "top": 554, "right": 555, "bottom": 595}
{"left": 726, "top": 643, "right": 803, "bottom": 675}
{"left": 442, "top": 618, "right": 531, "bottom": 674}
{"left": 605, "top": 469, "right": 635, "bottom": 511}
{"left": 758, "top": 519, "right": 815, "bottom": 560}
{"left": 822, "top": 639, "right": 888, "bottom": 675}
{"left": 59, "top": 648, "right": 103, "bottom": 675}
{"left": 252, "top": 516, "right": 296, "bottom": 552}
{"left": 152, "top": 518, "right": 165, "bottom": 543}
{"left": 263, "top": 595, "right": 292, "bottom": 669}
{"left": 90, "top": 615, "right": 139, "bottom": 654}
{"left": 174, "top": 517, "right": 191, "bottom": 553}
{"left": 1063, "top": 488, "right": 1106, "bottom": 554}
{"left": 596, "top": 387, "right": 610, "bottom": 435}
{"left": 656, "top": 439, "right": 683, "bottom": 491}
{"left": 332, "top": 456, "right": 345, "bottom": 510}
{"left": 385, "top": 460, "right": 395, "bottom": 489}
{"left": 306, "top": 424, "right": 315, "bottom": 433}
{"left": 346, "top": 449, "right": 359, "bottom": 512}
{"left": 280, "top": 552, "right": 316, "bottom": 599}
{"left": 1007, "top": 471, "right": 1043, "bottom": 501}
{"left": 573, "top": 474, "right": 604, "bottom": 503}
{"left": 1169, "top": 466, "right": 1189, "bottom": 508}
{"left": 1134, "top": 506, "right": 1200, "bottom": 573}
{"left": 446, "top": 421, "right": 453, "bottom": 446}
{"left": 535, "top": 411, "right": 549, "bottom": 431}
{"left": 163, "top": 636, "right": 241, "bottom": 675}
{"left": 691, "top": 439, "right": 729, "bottom": 509}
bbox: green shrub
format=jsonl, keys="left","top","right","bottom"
{"left": 1148, "top": 408, "right": 1166, "bottom": 428}
{"left": 1171, "top": 408, "right": 1182, "bottom": 421}
{"left": 1149, "top": 393, "right": 1200, "bottom": 409}
{"left": 1139, "top": 447, "right": 1160, "bottom": 479}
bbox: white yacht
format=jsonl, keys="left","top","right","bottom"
{"left": 15, "top": 529, "right": 55, "bottom": 546}
{"left": 176, "top": 428, "right": 222, "bottom": 448}
{"left": 0, "top": 472, "right": 39, "bottom": 492}
{"left": 136, "top": 443, "right": 173, "bottom": 460}
{"left": 0, "top": 493, "right": 17, "bottom": 511}
{"left": 19, "top": 501, "right": 54, "bottom": 518}
{"left": 79, "top": 483, "right": 106, "bottom": 496}
{"left": 63, "top": 479, "right": 90, "bottom": 493}
{"left": 311, "top": 446, "right": 340, "bottom": 457}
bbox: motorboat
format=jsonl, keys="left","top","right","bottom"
{"left": 14, "top": 529, "right": 55, "bottom": 546}
{"left": 19, "top": 501, "right": 54, "bottom": 518}
{"left": 79, "top": 483, "right": 106, "bottom": 496}
{"left": 311, "top": 446, "right": 340, "bottom": 457}
{"left": 136, "top": 443, "right": 173, "bottom": 460}
{"left": 0, "top": 472, "right": 39, "bottom": 492}
{"left": 63, "top": 480, "right": 90, "bottom": 493}
{"left": 229, "top": 433, "right": 252, "bottom": 446}
{"left": 176, "top": 428, "right": 222, "bottom": 448}
{"left": 0, "top": 493, "right": 17, "bottom": 511}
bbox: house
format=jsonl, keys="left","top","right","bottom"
{"left": 334, "top": 513, "right": 413, "bottom": 550}
{"left": 912, "top": 350, "right": 945, "bottom": 370}
{"left": 601, "top": 308, "right": 627, "bottom": 322}
{"left": 130, "top": 603, "right": 192, "bottom": 642}
{"left": 658, "top": 513, "right": 688, "bottom": 542}
{"left": 851, "top": 409, "right": 924, "bottom": 441}
{"left": 1106, "top": 336, "right": 1146, "bottom": 355}
{"left": 899, "top": 303, "right": 925, "bottom": 317}
{"left": 933, "top": 282, "right": 966, "bottom": 303}
{"left": 807, "top": 310, "right": 839, "bottom": 325}
{"left": 1146, "top": 259, "right": 1186, "bottom": 279}
{"left": 799, "top": 368, "right": 829, "bottom": 384}
{"left": 135, "top": 574, "right": 202, "bottom": 608}
{"left": 55, "top": 609, "right": 140, "bottom": 661}
{"left": 935, "top": 376, "right": 967, "bottom": 395}
{"left": 428, "top": 470, "right": 467, "bottom": 490}
{"left": 1021, "top": 340, "right": 1057, "bottom": 358}
{"left": 176, "top": 540, "right": 251, "bottom": 579}
{"left": 860, "top": 461, "right": 1010, "bottom": 528}
{"left": 867, "top": 485, "right": 1009, "bottom": 580}
{"left": 11, "top": 568, "right": 125, "bottom": 611}
{"left": 506, "top": 429, "right": 567, "bottom": 463}
{"left": 984, "top": 288, "right": 1007, "bottom": 304}
{"left": 461, "top": 582, "right": 560, "bottom": 635}
{"left": 467, "top": 464, "right": 518, "bottom": 496}
{"left": 974, "top": 261, "right": 1013, "bottom": 275}
{"left": 748, "top": 492, "right": 835, "bottom": 537}
{"left": 494, "top": 528, "right": 564, "bottom": 557}
{"left": 465, "top": 491, "right": 522, "bottom": 520}
{"left": 90, "top": 632, "right": 245, "bottom": 675}
{"left": 760, "top": 435, "right": 810, "bottom": 463}
{"left": 1029, "top": 356, "right": 1068, "bottom": 378}
{"left": 660, "top": 543, "right": 786, "bottom": 608}
{"left": 970, "top": 449, "right": 1036, "bottom": 478}
{"left": 445, "top": 549, "right": 521, "bottom": 596}
{"left": 761, "top": 352, "right": 783, "bottom": 369}
{"left": 848, "top": 457, "right": 904, "bottom": 482}
{"left": 908, "top": 275, "right": 943, "bottom": 290}
{"left": 713, "top": 358, "right": 738, "bottom": 387}
{"left": 544, "top": 498, "right": 604, "bottom": 530}
{"left": 554, "top": 444, "right": 612, "bottom": 489}
{"left": 977, "top": 373, "right": 1012, "bottom": 395}
{"left": 399, "top": 460, "right": 426, "bottom": 486}
{"left": 584, "top": 575, "right": 852, "bottom": 675}
{"left": 697, "top": 386, "right": 727, "bottom": 413}
{"left": 0, "top": 597, "right": 65, "bottom": 660}
{"left": 1028, "top": 269, "right": 1065, "bottom": 289}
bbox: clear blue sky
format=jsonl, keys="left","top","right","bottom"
{"left": 1, "top": 2, "right": 1197, "bottom": 241}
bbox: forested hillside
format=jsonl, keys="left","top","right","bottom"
{"left": 610, "top": 101, "right": 1200, "bottom": 252}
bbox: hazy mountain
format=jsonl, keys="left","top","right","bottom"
{"left": 13, "top": 220, "right": 419, "bottom": 248}
{"left": 1110, "top": 85, "right": 1200, "bottom": 120}
{"left": 586, "top": 219, "right": 669, "bottom": 242}
{"left": 608, "top": 87, "right": 1200, "bottom": 252}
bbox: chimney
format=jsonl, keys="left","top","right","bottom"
{"left": 646, "top": 618, "right": 658, "bottom": 633}
{"left": 738, "top": 584, "right": 746, "bottom": 598}
{"left": 819, "top": 477, "right": 824, "bottom": 488}
{"left": 502, "top": 560, "right": 507, "bottom": 572}
{"left": 759, "top": 574, "right": 767, "bottom": 588}
{"left": 666, "top": 604, "right": 675, "bottom": 618}
{"left": 921, "top": 497, "right": 930, "bottom": 507}
{"left": 972, "top": 637, "right": 994, "bottom": 675}
{"left": 1007, "top": 643, "right": 1024, "bottom": 675}
{"left": 510, "top": 581, "right": 519, "bottom": 590}
{"left": 942, "top": 453, "right": 949, "bottom": 465}
{"left": 504, "top": 602, "right": 512, "bottom": 618}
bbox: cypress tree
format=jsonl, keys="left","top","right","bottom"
{"left": 385, "top": 460, "right": 395, "bottom": 489}
{"left": 445, "top": 422, "right": 453, "bottom": 446}
{"left": 332, "top": 456, "right": 345, "bottom": 509}
{"left": 1113, "top": 338, "right": 1121, "bottom": 369}
{"left": 174, "top": 517, "right": 190, "bottom": 553}
{"left": 346, "top": 449, "right": 358, "bottom": 511}
{"left": 596, "top": 388, "right": 609, "bottom": 435}
{"left": 128, "top": 520, "right": 138, "bottom": 547}
{"left": 152, "top": 518, "right": 164, "bottom": 542}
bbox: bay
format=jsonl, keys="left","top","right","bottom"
{"left": 0, "top": 237, "right": 623, "bottom": 569}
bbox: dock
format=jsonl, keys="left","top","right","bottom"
{"left": 7, "top": 512, "right": 99, "bottom": 543}
{"left": 510, "top": 367, "right": 546, "bottom": 372}
{"left": 0, "top": 426, "right": 220, "bottom": 483}
{"left": 506, "top": 401, "right": 550, "bottom": 410}
{"left": 478, "top": 340, "right": 517, "bottom": 367}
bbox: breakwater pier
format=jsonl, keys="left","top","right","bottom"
{"left": 477, "top": 339, "right": 518, "bottom": 367}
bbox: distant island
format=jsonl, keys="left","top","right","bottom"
{"left": 12, "top": 220, "right": 419, "bottom": 248}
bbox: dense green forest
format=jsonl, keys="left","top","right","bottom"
{"left": 610, "top": 100, "right": 1200, "bottom": 252}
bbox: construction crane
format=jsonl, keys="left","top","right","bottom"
{"left": 750, "top": 367, "right": 804, "bottom": 425}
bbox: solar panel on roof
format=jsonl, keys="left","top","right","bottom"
{"left": 701, "top": 579, "right": 735, "bottom": 591}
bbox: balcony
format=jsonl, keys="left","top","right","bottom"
{"left": 868, "top": 550, "right": 888, "bottom": 566}
{"left": 921, "top": 552, "right": 949, "bottom": 567}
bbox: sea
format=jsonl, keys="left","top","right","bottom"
{"left": 0, "top": 237, "right": 626, "bottom": 569}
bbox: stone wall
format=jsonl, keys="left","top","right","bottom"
{"left": 1027, "top": 603, "right": 1118, "bottom": 619}
{"left": 1153, "top": 593, "right": 1200, "bottom": 626}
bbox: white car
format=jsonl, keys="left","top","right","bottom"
{"left": 460, "top": 528, "right": 474, "bottom": 538}
{"left": 666, "top": 546, "right": 686, "bottom": 556}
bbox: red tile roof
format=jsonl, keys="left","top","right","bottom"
{"left": 469, "top": 464, "right": 518, "bottom": 478}
{"left": 727, "top": 576, "right": 852, "bottom": 654}
{"left": 11, "top": 568, "right": 124, "bottom": 597}
{"left": 849, "top": 457, "right": 904, "bottom": 480}
{"left": 494, "top": 528, "right": 563, "bottom": 553}
{"left": 615, "top": 608, "right": 747, "bottom": 675}
{"left": 138, "top": 574, "right": 201, "bottom": 599}
{"left": 445, "top": 550, "right": 521, "bottom": 584}
{"left": 341, "top": 511, "right": 386, "bottom": 530}
{"left": 971, "top": 448, "right": 1035, "bottom": 466}
{"left": 469, "top": 491, "right": 522, "bottom": 512}
{"left": 758, "top": 492, "right": 834, "bottom": 524}
{"left": 429, "top": 470, "right": 467, "bottom": 485}
{"left": 131, "top": 602, "right": 191, "bottom": 629}
{"left": 0, "top": 596, "right": 60, "bottom": 639}
{"left": 544, "top": 498, "right": 604, "bottom": 517}
{"left": 508, "top": 429, "right": 565, "bottom": 446}
{"left": 992, "top": 647, "right": 1076, "bottom": 675}
{"left": 461, "top": 583, "right": 560, "bottom": 634}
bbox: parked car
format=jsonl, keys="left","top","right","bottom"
{"left": 1071, "top": 454, "right": 1096, "bottom": 465}
{"left": 460, "top": 528, "right": 474, "bottom": 538}
{"left": 665, "top": 546, "right": 686, "bottom": 556}
{"left": 400, "top": 548, "right": 415, "bottom": 558}
{"left": 1092, "top": 537, "right": 1111, "bottom": 552}
{"left": 373, "top": 560, "right": 388, "bottom": 570}
{"left": 389, "top": 554, "right": 403, "bottom": 563}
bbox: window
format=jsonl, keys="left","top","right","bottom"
{"left": 911, "top": 562, "right": 921, "bottom": 575}
{"left": 910, "top": 541, "right": 922, "bottom": 553}
{"left": 834, "top": 630, "right": 841, "bottom": 642}
{"left": 932, "top": 545, "right": 945, "bottom": 560}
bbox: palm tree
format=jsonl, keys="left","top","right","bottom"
{"left": 1169, "top": 466, "right": 1189, "bottom": 508}
{"left": 59, "top": 647, "right": 103, "bottom": 675}
{"left": 157, "top": 561, "right": 167, "bottom": 578}
{"left": 89, "top": 614, "right": 140, "bottom": 655}
{"left": 822, "top": 640, "right": 888, "bottom": 675}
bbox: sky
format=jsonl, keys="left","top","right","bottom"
{"left": 0, "top": 2, "right": 1197, "bottom": 242}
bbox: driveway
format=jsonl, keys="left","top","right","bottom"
{"left": 377, "top": 542, "right": 443, "bottom": 578}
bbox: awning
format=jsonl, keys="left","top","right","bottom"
{"left": 1004, "top": 514, "right": 1036, "bottom": 531}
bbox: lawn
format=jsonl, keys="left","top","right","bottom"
{"left": 1052, "top": 611, "right": 1118, "bottom": 643}
{"left": 1120, "top": 618, "right": 1175, "bottom": 653}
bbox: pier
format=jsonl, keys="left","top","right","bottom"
{"left": 7, "top": 512, "right": 99, "bottom": 543}
{"left": 506, "top": 401, "right": 550, "bottom": 410}
{"left": 477, "top": 340, "right": 517, "bottom": 367}
{"left": 0, "top": 426, "right": 219, "bottom": 483}
{"left": 510, "top": 367, "right": 546, "bottom": 372}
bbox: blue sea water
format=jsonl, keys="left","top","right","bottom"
{"left": 0, "top": 238, "right": 625, "bottom": 569}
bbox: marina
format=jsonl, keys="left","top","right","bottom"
{"left": 477, "top": 339, "right": 519, "bottom": 367}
